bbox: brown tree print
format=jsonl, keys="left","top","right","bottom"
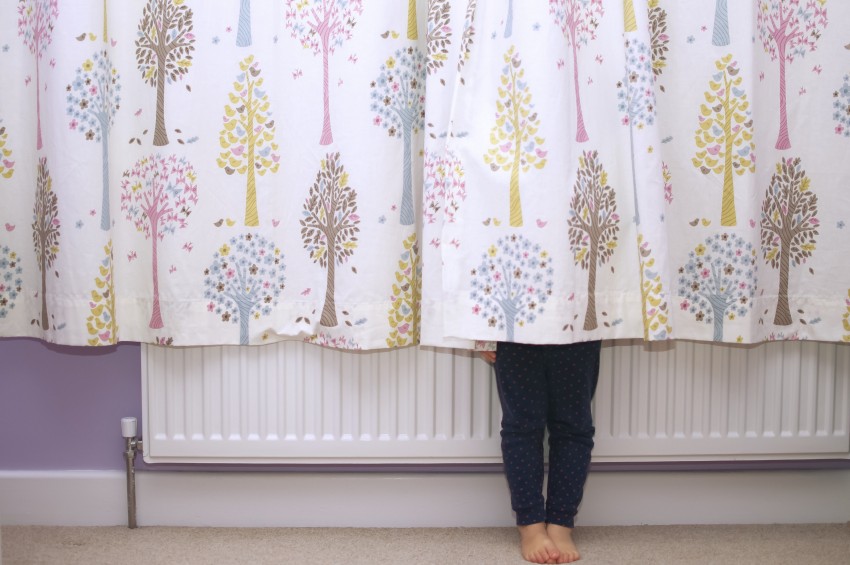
{"left": 32, "top": 157, "right": 60, "bottom": 329}
{"left": 760, "top": 157, "right": 819, "bottom": 326}
{"left": 135, "top": 0, "right": 195, "bottom": 146}
{"left": 426, "top": 0, "right": 451, "bottom": 75}
{"left": 300, "top": 153, "right": 360, "bottom": 327}
{"left": 568, "top": 150, "right": 620, "bottom": 331}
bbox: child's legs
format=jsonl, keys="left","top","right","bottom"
{"left": 544, "top": 340, "right": 602, "bottom": 528}
{"left": 494, "top": 341, "right": 548, "bottom": 526}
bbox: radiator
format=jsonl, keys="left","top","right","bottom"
{"left": 141, "top": 341, "right": 850, "bottom": 464}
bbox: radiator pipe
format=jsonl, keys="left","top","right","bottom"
{"left": 121, "top": 417, "right": 143, "bottom": 529}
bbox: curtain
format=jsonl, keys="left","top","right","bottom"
{"left": 1, "top": 0, "right": 848, "bottom": 349}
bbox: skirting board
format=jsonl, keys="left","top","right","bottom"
{"left": 2, "top": 470, "right": 850, "bottom": 527}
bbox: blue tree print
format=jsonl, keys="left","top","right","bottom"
{"left": 0, "top": 246, "right": 23, "bottom": 320}
{"left": 66, "top": 49, "right": 121, "bottom": 230}
{"left": 712, "top": 0, "right": 730, "bottom": 46}
{"left": 677, "top": 233, "right": 756, "bottom": 342}
{"left": 204, "top": 233, "right": 286, "bottom": 345}
{"left": 833, "top": 74, "right": 850, "bottom": 138}
{"left": 469, "top": 234, "right": 553, "bottom": 341}
{"left": 616, "top": 38, "right": 655, "bottom": 225}
{"left": 370, "top": 47, "right": 426, "bottom": 226}
{"left": 237, "top": 0, "right": 252, "bottom": 47}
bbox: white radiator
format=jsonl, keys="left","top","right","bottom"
{"left": 141, "top": 341, "right": 850, "bottom": 464}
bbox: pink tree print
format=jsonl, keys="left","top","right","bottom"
{"left": 17, "top": 0, "right": 59, "bottom": 150}
{"left": 120, "top": 155, "right": 198, "bottom": 329}
{"left": 549, "top": 0, "right": 603, "bottom": 143}
{"left": 757, "top": 0, "right": 828, "bottom": 150}
{"left": 284, "top": 0, "right": 364, "bottom": 146}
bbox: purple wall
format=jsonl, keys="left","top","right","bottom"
{"left": 0, "top": 338, "right": 141, "bottom": 471}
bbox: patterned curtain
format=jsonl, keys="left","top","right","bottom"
{"left": 1, "top": 0, "right": 848, "bottom": 349}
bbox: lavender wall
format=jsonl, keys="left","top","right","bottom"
{"left": 0, "top": 338, "right": 141, "bottom": 471}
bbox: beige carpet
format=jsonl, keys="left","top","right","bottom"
{"left": 2, "top": 524, "right": 849, "bottom": 565}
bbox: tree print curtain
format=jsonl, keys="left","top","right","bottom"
{"left": 424, "top": 0, "right": 849, "bottom": 347}
{"left": 0, "top": 0, "right": 848, "bottom": 349}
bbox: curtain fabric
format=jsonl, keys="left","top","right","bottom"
{"left": 1, "top": 0, "right": 848, "bottom": 349}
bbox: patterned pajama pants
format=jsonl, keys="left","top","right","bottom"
{"left": 494, "top": 340, "right": 601, "bottom": 528}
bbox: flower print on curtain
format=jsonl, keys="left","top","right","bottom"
{"left": 204, "top": 233, "right": 285, "bottom": 345}
{"left": 66, "top": 49, "right": 121, "bottom": 230}
{"left": 17, "top": 0, "right": 59, "bottom": 150}
{"left": 833, "top": 73, "right": 850, "bottom": 137}
{"left": 0, "top": 246, "right": 23, "bottom": 321}
{"left": 677, "top": 233, "right": 757, "bottom": 342}
{"left": 617, "top": 38, "right": 655, "bottom": 226}
{"left": 120, "top": 154, "right": 198, "bottom": 329}
{"left": 135, "top": 0, "right": 195, "bottom": 147}
{"left": 370, "top": 46, "right": 426, "bottom": 226}
{"left": 284, "top": 0, "right": 364, "bottom": 146}
{"left": 469, "top": 234, "right": 553, "bottom": 342}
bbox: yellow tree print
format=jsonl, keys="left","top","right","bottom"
{"left": 484, "top": 46, "right": 546, "bottom": 227}
{"left": 218, "top": 55, "right": 280, "bottom": 227}
{"left": 386, "top": 233, "right": 420, "bottom": 348}
{"left": 693, "top": 55, "right": 755, "bottom": 226}
{"left": 407, "top": 0, "right": 418, "bottom": 40}
{"left": 843, "top": 290, "right": 850, "bottom": 342}
{"left": 86, "top": 241, "right": 118, "bottom": 345}
{"left": 624, "top": 0, "right": 637, "bottom": 32}
{"left": 638, "top": 234, "right": 672, "bottom": 340}
{"left": 0, "top": 121, "right": 13, "bottom": 179}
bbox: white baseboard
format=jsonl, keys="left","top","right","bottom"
{"left": 2, "top": 470, "right": 849, "bottom": 527}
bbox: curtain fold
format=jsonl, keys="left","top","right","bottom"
{"left": 1, "top": 0, "right": 848, "bottom": 349}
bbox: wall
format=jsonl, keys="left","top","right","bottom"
{"left": 0, "top": 338, "right": 141, "bottom": 471}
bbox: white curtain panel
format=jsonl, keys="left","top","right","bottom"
{"left": 1, "top": 1, "right": 848, "bottom": 348}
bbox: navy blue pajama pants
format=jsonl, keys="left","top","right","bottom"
{"left": 494, "top": 340, "right": 601, "bottom": 528}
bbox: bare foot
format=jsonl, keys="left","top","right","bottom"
{"left": 518, "top": 523, "right": 560, "bottom": 564}
{"left": 547, "top": 524, "right": 580, "bottom": 563}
